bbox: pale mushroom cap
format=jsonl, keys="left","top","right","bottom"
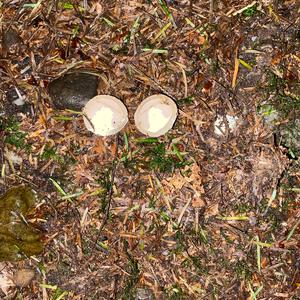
{"left": 134, "top": 94, "right": 178, "bottom": 137}
{"left": 83, "top": 95, "right": 128, "bottom": 136}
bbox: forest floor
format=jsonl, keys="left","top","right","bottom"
{"left": 0, "top": 0, "right": 300, "bottom": 299}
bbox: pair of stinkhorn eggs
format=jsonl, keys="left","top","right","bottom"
{"left": 83, "top": 94, "right": 177, "bottom": 137}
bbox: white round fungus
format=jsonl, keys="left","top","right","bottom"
{"left": 83, "top": 95, "right": 128, "bottom": 136}
{"left": 134, "top": 94, "right": 178, "bottom": 137}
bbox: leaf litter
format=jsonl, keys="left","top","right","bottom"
{"left": 0, "top": 0, "right": 299, "bottom": 299}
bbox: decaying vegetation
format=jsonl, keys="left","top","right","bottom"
{"left": 0, "top": 0, "right": 299, "bottom": 299}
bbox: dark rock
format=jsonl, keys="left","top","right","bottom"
{"left": 48, "top": 72, "right": 99, "bottom": 110}
{"left": 2, "top": 28, "right": 22, "bottom": 51}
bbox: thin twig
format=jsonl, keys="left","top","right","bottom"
{"left": 209, "top": 0, "right": 214, "bottom": 20}
{"left": 82, "top": 112, "right": 95, "bottom": 132}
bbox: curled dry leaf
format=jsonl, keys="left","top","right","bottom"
{"left": 0, "top": 265, "right": 14, "bottom": 296}
{"left": 166, "top": 171, "right": 186, "bottom": 190}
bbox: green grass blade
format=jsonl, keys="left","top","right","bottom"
{"left": 124, "top": 132, "right": 129, "bottom": 152}
{"left": 130, "top": 16, "right": 140, "bottom": 42}
{"left": 172, "top": 144, "right": 184, "bottom": 162}
{"left": 61, "top": 191, "right": 83, "bottom": 200}
{"left": 287, "top": 218, "right": 300, "bottom": 241}
{"left": 49, "top": 178, "right": 67, "bottom": 196}
{"left": 153, "top": 22, "right": 172, "bottom": 41}
{"left": 255, "top": 235, "right": 261, "bottom": 273}
{"left": 239, "top": 58, "right": 253, "bottom": 70}
{"left": 217, "top": 215, "right": 249, "bottom": 221}
{"left": 135, "top": 137, "right": 158, "bottom": 144}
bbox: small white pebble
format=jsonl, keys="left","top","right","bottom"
{"left": 214, "top": 115, "right": 238, "bottom": 136}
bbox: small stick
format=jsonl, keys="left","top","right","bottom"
{"left": 82, "top": 112, "right": 95, "bottom": 132}
{"left": 209, "top": 0, "right": 214, "bottom": 20}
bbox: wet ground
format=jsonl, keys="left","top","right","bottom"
{"left": 0, "top": 1, "right": 299, "bottom": 299}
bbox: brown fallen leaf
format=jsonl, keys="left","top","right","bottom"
{"left": 205, "top": 203, "right": 219, "bottom": 218}
{"left": 13, "top": 269, "right": 35, "bottom": 287}
{"left": 168, "top": 172, "right": 186, "bottom": 189}
{"left": 271, "top": 51, "right": 283, "bottom": 65}
{"left": 202, "top": 80, "right": 213, "bottom": 93}
{"left": 93, "top": 137, "right": 106, "bottom": 156}
{"left": 192, "top": 197, "right": 205, "bottom": 208}
{"left": 261, "top": 256, "right": 268, "bottom": 269}
{"left": 0, "top": 265, "right": 14, "bottom": 295}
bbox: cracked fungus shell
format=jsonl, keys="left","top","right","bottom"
{"left": 83, "top": 95, "right": 128, "bottom": 136}
{"left": 134, "top": 94, "right": 178, "bottom": 137}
